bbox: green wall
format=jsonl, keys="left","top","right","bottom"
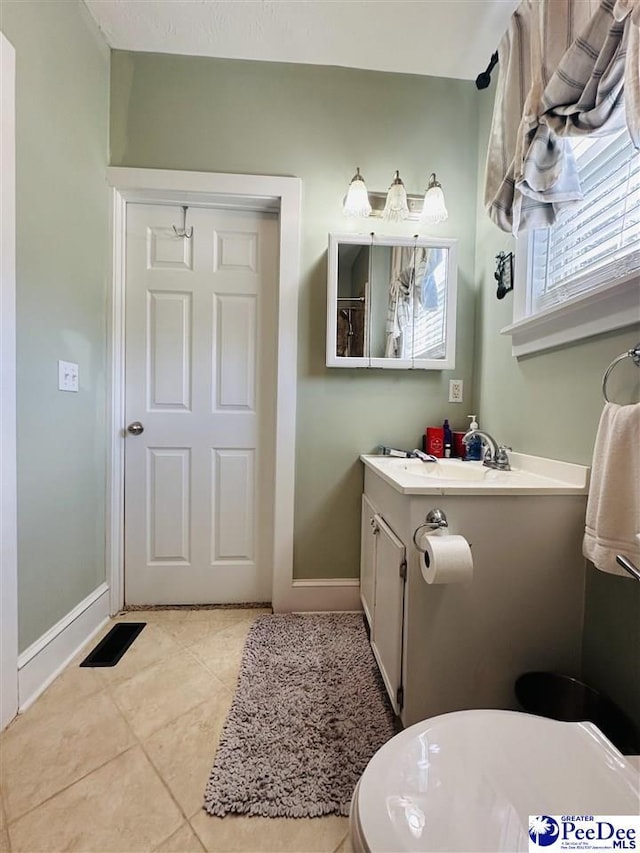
{"left": 1, "top": 1, "right": 110, "bottom": 651}
{"left": 474, "top": 87, "right": 640, "bottom": 730}
{"left": 5, "top": 19, "right": 633, "bottom": 732}
{"left": 110, "top": 51, "right": 481, "bottom": 581}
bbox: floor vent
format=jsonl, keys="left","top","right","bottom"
{"left": 79, "top": 623, "right": 146, "bottom": 667}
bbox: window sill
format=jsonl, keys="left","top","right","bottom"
{"left": 501, "top": 275, "right": 640, "bottom": 357}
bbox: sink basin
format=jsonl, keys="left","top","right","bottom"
{"left": 360, "top": 453, "right": 590, "bottom": 495}
{"left": 377, "top": 457, "right": 489, "bottom": 482}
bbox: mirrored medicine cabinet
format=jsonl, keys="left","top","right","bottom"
{"left": 326, "top": 233, "right": 458, "bottom": 369}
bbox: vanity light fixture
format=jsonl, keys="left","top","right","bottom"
{"left": 381, "top": 170, "right": 409, "bottom": 221}
{"left": 343, "top": 167, "right": 448, "bottom": 221}
{"left": 420, "top": 173, "right": 449, "bottom": 224}
{"left": 343, "top": 167, "right": 372, "bottom": 217}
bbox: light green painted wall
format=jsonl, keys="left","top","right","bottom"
{"left": 1, "top": 1, "right": 110, "bottom": 651}
{"left": 110, "top": 51, "right": 481, "bottom": 581}
{"left": 474, "top": 86, "right": 640, "bottom": 730}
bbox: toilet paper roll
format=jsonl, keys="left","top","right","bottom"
{"left": 421, "top": 534, "right": 473, "bottom": 584}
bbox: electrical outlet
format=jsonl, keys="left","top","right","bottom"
{"left": 58, "top": 360, "right": 79, "bottom": 392}
{"left": 449, "top": 379, "right": 463, "bottom": 403}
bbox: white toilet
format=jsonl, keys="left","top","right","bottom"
{"left": 350, "top": 709, "right": 640, "bottom": 852}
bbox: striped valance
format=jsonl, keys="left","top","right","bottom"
{"left": 485, "top": 0, "right": 640, "bottom": 234}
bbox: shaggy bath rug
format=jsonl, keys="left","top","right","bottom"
{"left": 203, "top": 612, "right": 396, "bottom": 818}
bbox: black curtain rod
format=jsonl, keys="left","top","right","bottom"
{"left": 475, "top": 52, "right": 499, "bottom": 90}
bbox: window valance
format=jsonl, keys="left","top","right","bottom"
{"left": 485, "top": 0, "right": 640, "bottom": 234}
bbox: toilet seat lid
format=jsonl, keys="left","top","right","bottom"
{"left": 355, "top": 709, "right": 639, "bottom": 853}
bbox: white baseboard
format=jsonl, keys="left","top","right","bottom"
{"left": 276, "top": 578, "right": 361, "bottom": 612}
{"left": 18, "top": 583, "right": 110, "bottom": 712}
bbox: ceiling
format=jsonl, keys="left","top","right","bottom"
{"left": 84, "top": 0, "right": 519, "bottom": 82}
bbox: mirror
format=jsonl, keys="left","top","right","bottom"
{"left": 326, "top": 233, "right": 458, "bottom": 368}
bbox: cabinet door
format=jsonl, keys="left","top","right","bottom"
{"left": 360, "top": 495, "right": 377, "bottom": 627}
{"left": 371, "top": 513, "right": 405, "bottom": 715}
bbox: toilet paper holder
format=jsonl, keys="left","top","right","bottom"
{"left": 413, "top": 508, "right": 448, "bottom": 552}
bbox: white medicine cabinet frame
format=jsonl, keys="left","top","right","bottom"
{"left": 326, "top": 232, "right": 458, "bottom": 369}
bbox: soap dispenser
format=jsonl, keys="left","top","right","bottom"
{"left": 465, "top": 415, "right": 482, "bottom": 461}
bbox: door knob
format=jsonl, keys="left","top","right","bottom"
{"left": 127, "top": 421, "right": 144, "bottom": 436}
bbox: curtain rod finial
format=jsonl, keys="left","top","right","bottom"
{"left": 475, "top": 51, "right": 499, "bottom": 90}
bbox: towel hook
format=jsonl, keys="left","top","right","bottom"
{"left": 601, "top": 343, "right": 640, "bottom": 402}
{"left": 173, "top": 206, "right": 193, "bottom": 239}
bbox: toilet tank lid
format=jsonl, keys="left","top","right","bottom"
{"left": 356, "top": 709, "right": 640, "bottom": 853}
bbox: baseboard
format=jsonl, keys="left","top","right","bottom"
{"left": 18, "top": 583, "right": 110, "bottom": 712}
{"left": 276, "top": 578, "right": 361, "bottom": 612}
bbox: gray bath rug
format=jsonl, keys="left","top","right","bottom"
{"left": 203, "top": 612, "right": 396, "bottom": 818}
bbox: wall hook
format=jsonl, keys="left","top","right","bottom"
{"left": 173, "top": 206, "right": 193, "bottom": 239}
{"left": 495, "top": 251, "right": 513, "bottom": 299}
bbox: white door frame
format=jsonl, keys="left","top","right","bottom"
{"left": 0, "top": 31, "right": 18, "bottom": 730}
{"left": 106, "top": 167, "right": 302, "bottom": 613}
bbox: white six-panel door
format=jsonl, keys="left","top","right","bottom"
{"left": 124, "top": 204, "right": 277, "bottom": 605}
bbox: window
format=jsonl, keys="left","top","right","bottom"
{"left": 502, "top": 129, "right": 640, "bottom": 356}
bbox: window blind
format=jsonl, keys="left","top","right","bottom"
{"left": 530, "top": 130, "right": 640, "bottom": 314}
{"left": 401, "top": 258, "right": 447, "bottom": 359}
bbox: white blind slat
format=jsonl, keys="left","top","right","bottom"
{"left": 530, "top": 128, "right": 640, "bottom": 312}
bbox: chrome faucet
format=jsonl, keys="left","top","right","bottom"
{"left": 462, "top": 429, "right": 511, "bottom": 470}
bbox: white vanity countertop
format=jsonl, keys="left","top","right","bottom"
{"left": 360, "top": 452, "right": 590, "bottom": 496}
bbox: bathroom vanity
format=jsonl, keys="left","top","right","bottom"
{"left": 360, "top": 453, "right": 590, "bottom": 727}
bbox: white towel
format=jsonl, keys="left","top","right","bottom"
{"left": 583, "top": 402, "right": 640, "bottom": 578}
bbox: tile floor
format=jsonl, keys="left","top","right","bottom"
{"left": 0, "top": 609, "right": 354, "bottom": 853}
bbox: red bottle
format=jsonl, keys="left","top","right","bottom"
{"left": 425, "top": 427, "right": 444, "bottom": 458}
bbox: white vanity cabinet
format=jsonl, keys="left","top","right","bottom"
{"left": 360, "top": 453, "right": 590, "bottom": 728}
{"left": 359, "top": 495, "right": 377, "bottom": 626}
{"left": 360, "top": 494, "right": 406, "bottom": 715}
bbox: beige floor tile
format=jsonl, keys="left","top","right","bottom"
{"left": 110, "top": 650, "right": 219, "bottom": 740}
{"left": 0, "top": 794, "right": 8, "bottom": 853}
{"left": 94, "top": 621, "right": 184, "bottom": 688}
{"left": 334, "top": 830, "right": 353, "bottom": 853}
{"left": 190, "top": 812, "right": 350, "bottom": 853}
{"left": 21, "top": 658, "right": 104, "bottom": 725}
{"left": 1, "top": 689, "right": 135, "bottom": 822}
{"left": 115, "top": 609, "right": 190, "bottom": 623}
{"left": 8, "top": 747, "right": 183, "bottom": 853}
{"left": 163, "top": 610, "right": 269, "bottom": 649}
{"left": 189, "top": 622, "right": 255, "bottom": 690}
{"left": 155, "top": 822, "right": 205, "bottom": 852}
{"left": 117, "top": 608, "right": 269, "bottom": 624}
{"left": 167, "top": 607, "right": 270, "bottom": 623}
{"left": 144, "top": 692, "right": 233, "bottom": 819}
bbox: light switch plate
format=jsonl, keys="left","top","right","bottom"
{"left": 58, "top": 360, "right": 79, "bottom": 392}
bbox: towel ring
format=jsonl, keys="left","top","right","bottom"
{"left": 601, "top": 343, "right": 640, "bottom": 403}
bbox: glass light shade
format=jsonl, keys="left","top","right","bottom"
{"left": 420, "top": 173, "right": 448, "bottom": 224}
{"left": 343, "top": 167, "right": 372, "bottom": 217}
{"left": 382, "top": 170, "right": 409, "bottom": 221}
